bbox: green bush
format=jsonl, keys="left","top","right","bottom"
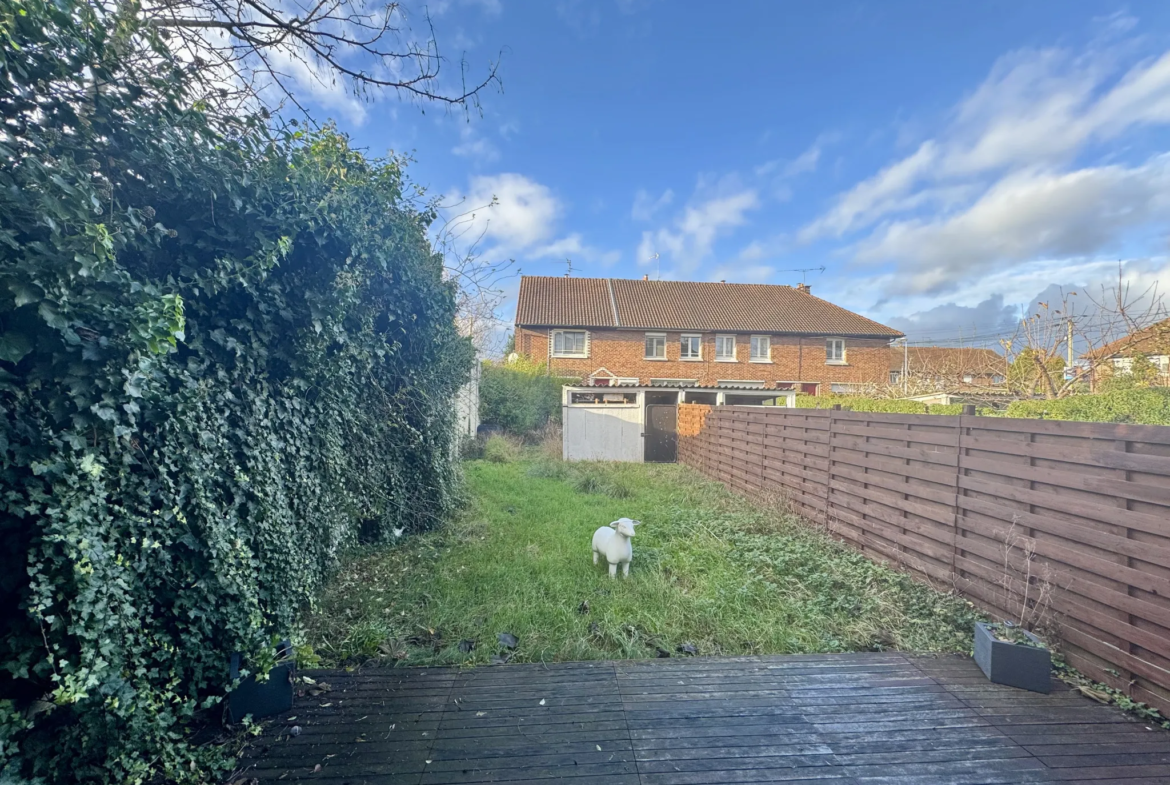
{"left": 480, "top": 363, "right": 577, "bottom": 436}
{"left": 794, "top": 395, "right": 930, "bottom": 414}
{"left": 1005, "top": 388, "right": 1170, "bottom": 425}
{"left": 483, "top": 434, "right": 522, "bottom": 464}
{"left": 0, "top": 4, "right": 470, "bottom": 781}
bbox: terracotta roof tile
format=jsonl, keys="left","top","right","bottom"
{"left": 515, "top": 276, "right": 901, "bottom": 338}
{"left": 515, "top": 276, "right": 616, "bottom": 327}
{"left": 1086, "top": 316, "right": 1170, "bottom": 359}
{"left": 890, "top": 347, "right": 1006, "bottom": 373}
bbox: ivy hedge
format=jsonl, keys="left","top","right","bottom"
{"left": 1004, "top": 388, "right": 1170, "bottom": 425}
{"left": 0, "top": 3, "right": 470, "bottom": 782}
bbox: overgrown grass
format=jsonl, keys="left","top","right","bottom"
{"left": 300, "top": 457, "right": 984, "bottom": 667}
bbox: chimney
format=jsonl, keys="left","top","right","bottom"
{"left": 642, "top": 274, "right": 648, "bottom": 281}
{"left": 796, "top": 283, "right": 811, "bottom": 294}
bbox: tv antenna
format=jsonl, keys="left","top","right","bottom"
{"left": 646, "top": 252, "right": 660, "bottom": 280}
{"left": 565, "top": 257, "right": 574, "bottom": 277}
{"left": 776, "top": 265, "right": 826, "bottom": 284}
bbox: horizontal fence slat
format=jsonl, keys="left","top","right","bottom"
{"left": 675, "top": 403, "right": 1170, "bottom": 718}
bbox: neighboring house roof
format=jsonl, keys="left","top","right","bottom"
{"left": 1086, "top": 316, "right": 1170, "bottom": 359}
{"left": 515, "top": 276, "right": 902, "bottom": 338}
{"left": 890, "top": 347, "right": 1006, "bottom": 375}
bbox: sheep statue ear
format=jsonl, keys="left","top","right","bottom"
{"left": 630, "top": 520, "right": 641, "bottom": 527}
{"left": 608, "top": 520, "right": 619, "bottom": 528}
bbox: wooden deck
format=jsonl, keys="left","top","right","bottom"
{"left": 237, "top": 652, "right": 1170, "bottom": 784}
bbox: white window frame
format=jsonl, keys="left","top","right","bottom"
{"left": 715, "top": 334, "right": 737, "bottom": 362}
{"left": 552, "top": 329, "right": 588, "bottom": 358}
{"left": 644, "top": 332, "right": 667, "bottom": 360}
{"left": 826, "top": 338, "right": 846, "bottom": 365}
{"left": 680, "top": 333, "right": 702, "bottom": 361}
{"left": 750, "top": 335, "right": 771, "bottom": 363}
{"left": 717, "top": 379, "right": 766, "bottom": 389}
{"left": 830, "top": 382, "right": 863, "bottom": 394}
{"left": 649, "top": 378, "right": 698, "bottom": 387}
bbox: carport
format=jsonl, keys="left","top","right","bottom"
{"left": 561, "top": 384, "right": 796, "bottom": 463}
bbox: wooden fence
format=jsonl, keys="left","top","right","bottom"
{"left": 678, "top": 403, "right": 1170, "bottom": 715}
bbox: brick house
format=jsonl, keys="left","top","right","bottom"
{"left": 889, "top": 346, "right": 1007, "bottom": 389}
{"left": 514, "top": 275, "right": 902, "bottom": 397}
{"left": 1086, "top": 316, "right": 1170, "bottom": 389}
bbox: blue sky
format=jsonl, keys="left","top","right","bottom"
{"left": 311, "top": 1, "right": 1170, "bottom": 347}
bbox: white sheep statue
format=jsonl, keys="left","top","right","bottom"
{"left": 592, "top": 518, "right": 640, "bottom": 578}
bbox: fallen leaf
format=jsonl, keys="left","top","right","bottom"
{"left": 588, "top": 622, "right": 601, "bottom": 636}
{"left": 596, "top": 745, "right": 602, "bottom": 751}
{"left": 676, "top": 643, "right": 698, "bottom": 656}
{"left": 538, "top": 699, "right": 546, "bottom": 706}
{"left": 1077, "top": 685, "right": 1112, "bottom": 704}
{"left": 312, "top": 764, "right": 321, "bottom": 773}
{"left": 497, "top": 632, "right": 518, "bottom": 649}
{"left": 458, "top": 639, "right": 476, "bottom": 653}
{"left": 490, "top": 652, "right": 513, "bottom": 665}
{"left": 577, "top": 601, "right": 589, "bottom": 615}
{"left": 319, "top": 703, "right": 332, "bottom": 708}
{"left": 476, "top": 711, "right": 487, "bottom": 717}
{"left": 654, "top": 647, "right": 670, "bottom": 658}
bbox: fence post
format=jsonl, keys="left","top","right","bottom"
{"left": 962, "top": 404, "right": 976, "bottom": 416}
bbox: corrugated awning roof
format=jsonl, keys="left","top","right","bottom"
{"left": 515, "top": 276, "right": 901, "bottom": 338}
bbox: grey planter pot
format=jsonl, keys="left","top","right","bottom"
{"left": 227, "top": 639, "right": 296, "bottom": 722}
{"left": 974, "top": 622, "right": 1051, "bottom": 694}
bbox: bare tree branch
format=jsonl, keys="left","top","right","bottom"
{"left": 137, "top": 0, "right": 502, "bottom": 117}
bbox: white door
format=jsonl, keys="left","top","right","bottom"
{"left": 563, "top": 406, "right": 643, "bottom": 462}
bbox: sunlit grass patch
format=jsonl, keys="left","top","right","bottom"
{"left": 300, "top": 457, "right": 983, "bottom": 667}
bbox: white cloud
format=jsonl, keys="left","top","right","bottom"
{"left": 533, "top": 233, "right": 622, "bottom": 267}
{"left": 800, "top": 142, "right": 938, "bottom": 240}
{"left": 803, "top": 47, "right": 1170, "bottom": 245}
{"left": 856, "top": 157, "right": 1170, "bottom": 295}
{"left": 447, "top": 174, "right": 619, "bottom": 270}
{"left": 637, "top": 189, "right": 760, "bottom": 275}
{"left": 631, "top": 188, "right": 674, "bottom": 221}
{"left": 452, "top": 124, "right": 500, "bottom": 163}
{"left": 457, "top": 173, "right": 562, "bottom": 251}
{"left": 757, "top": 137, "right": 826, "bottom": 179}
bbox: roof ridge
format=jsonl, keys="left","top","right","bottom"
{"left": 605, "top": 278, "right": 620, "bottom": 327}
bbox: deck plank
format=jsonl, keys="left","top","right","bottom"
{"left": 235, "top": 653, "right": 1170, "bottom": 784}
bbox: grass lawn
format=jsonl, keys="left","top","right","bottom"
{"left": 299, "top": 455, "right": 984, "bottom": 667}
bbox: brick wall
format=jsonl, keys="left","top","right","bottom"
{"left": 516, "top": 327, "right": 891, "bottom": 394}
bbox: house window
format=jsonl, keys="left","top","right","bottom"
{"left": 644, "top": 333, "right": 666, "bottom": 359}
{"left": 650, "top": 378, "right": 697, "bottom": 387}
{"left": 831, "top": 382, "right": 862, "bottom": 394}
{"left": 1113, "top": 357, "right": 1133, "bottom": 372}
{"left": 715, "top": 335, "right": 737, "bottom": 361}
{"left": 680, "top": 334, "right": 702, "bottom": 360}
{"left": 750, "top": 335, "right": 771, "bottom": 362}
{"left": 993, "top": 374, "right": 1005, "bottom": 385}
{"left": 717, "top": 379, "right": 766, "bottom": 389}
{"left": 962, "top": 374, "right": 974, "bottom": 384}
{"left": 552, "top": 330, "right": 588, "bottom": 357}
{"left": 826, "top": 338, "right": 846, "bottom": 364}
{"left": 889, "top": 371, "right": 901, "bottom": 385}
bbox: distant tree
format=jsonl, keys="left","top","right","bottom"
{"left": 1002, "top": 266, "right": 1170, "bottom": 399}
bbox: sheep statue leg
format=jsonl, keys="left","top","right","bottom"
{"left": 622, "top": 562, "right": 630, "bottom": 578}
{"left": 608, "top": 562, "right": 617, "bottom": 579}
{"left": 593, "top": 550, "right": 599, "bottom": 565}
